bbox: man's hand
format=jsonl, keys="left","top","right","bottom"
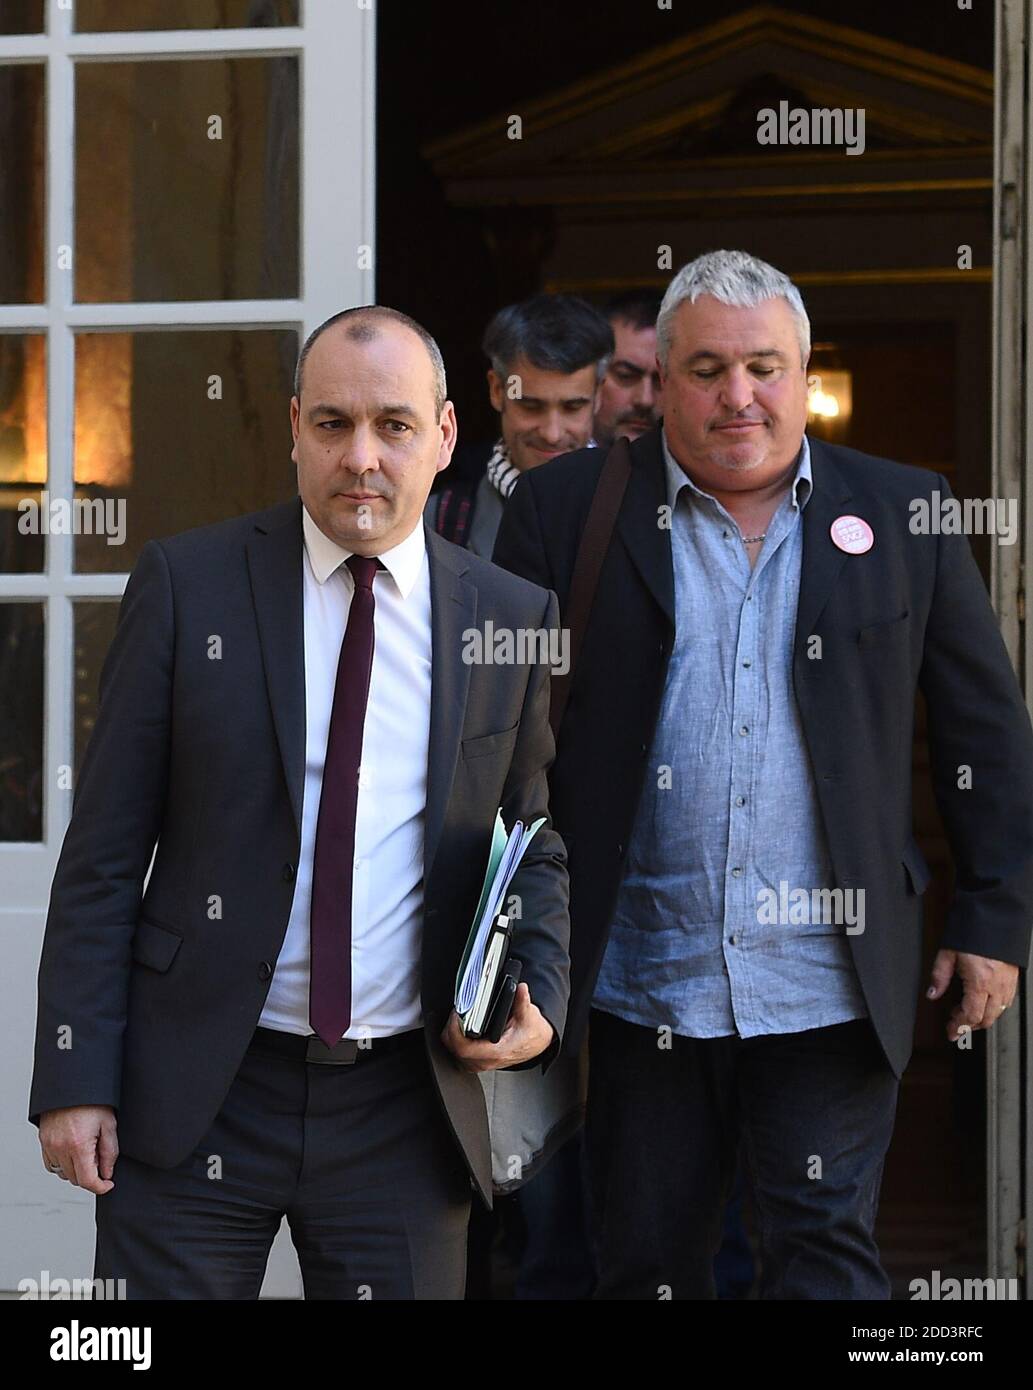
{"left": 927, "top": 949, "right": 1019, "bottom": 1043}
{"left": 441, "top": 982, "right": 554, "bottom": 1073}
{"left": 38, "top": 1106, "right": 118, "bottom": 1195}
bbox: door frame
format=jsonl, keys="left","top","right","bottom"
{"left": 990, "top": 0, "right": 1027, "bottom": 1296}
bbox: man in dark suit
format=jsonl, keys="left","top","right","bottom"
{"left": 493, "top": 250, "right": 1033, "bottom": 1299}
{"left": 29, "top": 306, "right": 570, "bottom": 1300}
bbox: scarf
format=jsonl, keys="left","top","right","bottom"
{"left": 485, "top": 439, "right": 522, "bottom": 500}
{"left": 486, "top": 435, "right": 598, "bottom": 500}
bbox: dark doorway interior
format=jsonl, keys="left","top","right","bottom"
{"left": 377, "top": 0, "right": 996, "bottom": 1296}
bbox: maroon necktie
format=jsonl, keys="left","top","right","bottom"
{"left": 309, "top": 553, "right": 379, "bottom": 1047}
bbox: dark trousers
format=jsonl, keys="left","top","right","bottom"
{"left": 585, "top": 1009, "right": 899, "bottom": 1300}
{"left": 514, "top": 1129, "right": 596, "bottom": 1299}
{"left": 95, "top": 1027, "right": 471, "bottom": 1299}
{"left": 713, "top": 1163, "right": 756, "bottom": 1299}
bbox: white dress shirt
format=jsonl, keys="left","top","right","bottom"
{"left": 258, "top": 506, "right": 432, "bottom": 1039}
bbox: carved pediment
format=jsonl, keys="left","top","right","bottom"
{"left": 425, "top": 4, "right": 992, "bottom": 190}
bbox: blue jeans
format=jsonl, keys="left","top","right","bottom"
{"left": 586, "top": 1010, "right": 898, "bottom": 1299}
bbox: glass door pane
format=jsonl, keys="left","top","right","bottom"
{"left": 74, "top": 328, "right": 298, "bottom": 572}
{"left": 76, "top": 58, "right": 299, "bottom": 302}
{"left": 74, "top": 601, "right": 120, "bottom": 779}
{"left": 0, "top": 1, "right": 44, "bottom": 34}
{"left": 0, "top": 600, "right": 43, "bottom": 842}
{"left": 75, "top": 0, "right": 300, "bottom": 31}
{"left": 0, "top": 64, "right": 44, "bottom": 304}
{"left": 0, "top": 333, "right": 46, "bottom": 574}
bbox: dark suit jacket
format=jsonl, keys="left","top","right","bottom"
{"left": 28, "top": 497, "right": 571, "bottom": 1209}
{"left": 493, "top": 426, "right": 1033, "bottom": 1078}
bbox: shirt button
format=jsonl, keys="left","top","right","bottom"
{"left": 729, "top": 934, "right": 739, "bottom": 946}
{"left": 731, "top": 867, "right": 743, "bottom": 878}
{"left": 735, "top": 796, "right": 745, "bottom": 807}
{"left": 739, "top": 725, "right": 749, "bottom": 736}
{"left": 742, "top": 659, "right": 752, "bottom": 668}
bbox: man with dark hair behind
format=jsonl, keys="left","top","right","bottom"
{"left": 593, "top": 289, "right": 664, "bottom": 448}
{"left": 426, "top": 293, "right": 613, "bottom": 554}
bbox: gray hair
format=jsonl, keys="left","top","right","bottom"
{"left": 656, "top": 250, "right": 811, "bottom": 368}
{"left": 294, "top": 305, "right": 448, "bottom": 416}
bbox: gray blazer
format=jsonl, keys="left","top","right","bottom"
{"left": 28, "top": 497, "right": 571, "bottom": 1208}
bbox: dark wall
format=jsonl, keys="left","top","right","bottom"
{"left": 375, "top": 0, "right": 993, "bottom": 441}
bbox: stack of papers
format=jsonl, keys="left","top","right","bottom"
{"left": 455, "top": 809, "right": 545, "bottom": 1021}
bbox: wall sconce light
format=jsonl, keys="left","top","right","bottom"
{"left": 807, "top": 370, "right": 852, "bottom": 426}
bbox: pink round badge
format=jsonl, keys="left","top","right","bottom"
{"left": 830, "top": 514, "right": 874, "bottom": 555}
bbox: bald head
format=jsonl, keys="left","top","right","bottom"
{"left": 294, "top": 306, "right": 447, "bottom": 415}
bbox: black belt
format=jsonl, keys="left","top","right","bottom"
{"left": 249, "top": 1025, "right": 424, "bottom": 1066}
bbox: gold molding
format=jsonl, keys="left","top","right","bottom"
{"left": 598, "top": 145, "right": 995, "bottom": 172}
{"left": 457, "top": 177, "right": 993, "bottom": 210}
{"left": 543, "top": 268, "right": 992, "bottom": 294}
{"left": 792, "top": 268, "right": 992, "bottom": 286}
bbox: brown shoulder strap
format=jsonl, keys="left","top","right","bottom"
{"left": 549, "top": 436, "right": 633, "bottom": 739}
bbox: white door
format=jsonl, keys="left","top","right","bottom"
{"left": 0, "top": 0, "right": 374, "bottom": 1297}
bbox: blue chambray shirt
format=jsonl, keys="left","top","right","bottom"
{"left": 592, "top": 431, "right": 869, "bottom": 1037}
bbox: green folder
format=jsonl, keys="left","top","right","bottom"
{"left": 454, "top": 808, "right": 546, "bottom": 1010}
{"left": 455, "top": 809, "right": 509, "bottom": 997}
